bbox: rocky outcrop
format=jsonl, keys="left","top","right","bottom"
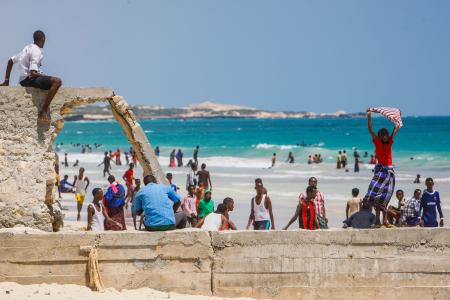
{"left": 0, "top": 87, "right": 166, "bottom": 231}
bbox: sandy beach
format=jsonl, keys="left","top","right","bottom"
{"left": 0, "top": 282, "right": 258, "bottom": 300}
{"left": 57, "top": 152, "right": 450, "bottom": 231}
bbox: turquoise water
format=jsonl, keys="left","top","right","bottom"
{"left": 55, "top": 116, "right": 450, "bottom": 169}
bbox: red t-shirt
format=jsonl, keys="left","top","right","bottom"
{"left": 373, "top": 137, "right": 393, "bottom": 166}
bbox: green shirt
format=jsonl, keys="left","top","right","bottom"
{"left": 198, "top": 199, "right": 214, "bottom": 219}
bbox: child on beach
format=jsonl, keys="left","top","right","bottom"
{"left": 197, "top": 191, "right": 214, "bottom": 220}
{"left": 87, "top": 188, "right": 121, "bottom": 231}
{"left": 402, "top": 189, "right": 421, "bottom": 227}
{"left": 73, "top": 168, "right": 90, "bottom": 222}
{"left": 344, "top": 188, "right": 362, "bottom": 227}
{"left": 196, "top": 203, "right": 229, "bottom": 231}
{"left": 419, "top": 178, "right": 444, "bottom": 227}
{"left": 246, "top": 182, "right": 275, "bottom": 230}
{"left": 284, "top": 186, "right": 319, "bottom": 230}
{"left": 387, "top": 190, "right": 405, "bottom": 225}
{"left": 166, "top": 172, "right": 178, "bottom": 192}
{"left": 363, "top": 110, "right": 399, "bottom": 227}
{"left": 223, "top": 197, "right": 237, "bottom": 230}
{"left": 181, "top": 185, "right": 198, "bottom": 227}
{"left": 130, "top": 178, "right": 142, "bottom": 230}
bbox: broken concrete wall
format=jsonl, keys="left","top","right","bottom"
{"left": 1, "top": 229, "right": 450, "bottom": 299}
{"left": 0, "top": 87, "right": 166, "bottom": 231}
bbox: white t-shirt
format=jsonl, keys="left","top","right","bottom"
{"left": 11, "top": 44, "right": 44, "bottom": 81}
{"left": 201, "top": 213, "right": 222, "bottom": 231}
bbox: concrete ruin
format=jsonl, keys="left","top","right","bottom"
{"left": 0, "top": 87, "right": 166, "bottom": 231}
{"left": 1, "top": 228, "right": 450, "bottom": 299}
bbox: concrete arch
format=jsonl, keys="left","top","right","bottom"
{"left": 0, "top": 87, "right": 165, "bottom": 231}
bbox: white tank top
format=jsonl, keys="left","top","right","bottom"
{"left": 75, "top": 175, "right": 86, "bottom": 195}
{"left": 253, "top": 194, "right": 270, "bottom": 221}
{"left": 201, "top": 213, "right": 222, "bottom": 231}
{"left": 88, "top": 203, "right": 105, "bottom": 231}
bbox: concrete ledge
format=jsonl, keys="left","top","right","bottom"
{"left": 1, "top": 228, "right": 450, "bottom": 299}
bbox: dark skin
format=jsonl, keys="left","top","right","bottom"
{"left": 308, "top": 177, "right": 327, "bottom": 222}
{"left": 0, "top": 34, "right": 62, "bottom": 124}
{"left": 87, "top": 190, "right": 121, "bottom": 230}
{"left": 196, "top": 209, "right": 228, "bottom": 230}
{"left": 73, "top": 168, "right": 90, "bottom": 221}
{"left": 367, "top": 110, "right": 399, "bottom": 226}
{"left": 224, "top": 200, "right": 237, "bottom": 230}
{"left": 246, "top": 184, "right": 275, "bottom": 230}
{"left": 419, "top": 179, "right": 444, "bottom": 227}
{"left": 284, "top": 189, "right": 319, "bottom": 230}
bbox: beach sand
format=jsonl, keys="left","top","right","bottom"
{"left": 58, "top": 153, "right": 449, "bottom": 231}
{"left": 0, "top": 282, "right": 258, "bottom": 300}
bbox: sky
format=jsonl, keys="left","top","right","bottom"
{"left": 1, "top": 0, "right": 449, "bottom": 115}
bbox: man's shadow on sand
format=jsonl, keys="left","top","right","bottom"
{"left": 26, "top": 87, "right": 51, "bottom": 145}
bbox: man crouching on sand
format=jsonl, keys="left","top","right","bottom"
{"left": 0, "top": 30, "right": 62, "bottom": 124}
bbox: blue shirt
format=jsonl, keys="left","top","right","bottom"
{"left": 420, "top": 190, "right": 443, "bottom": 227}
{"left": 134, "top": 183, "right": 181, "bottom": 227}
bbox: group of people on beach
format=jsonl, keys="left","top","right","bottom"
{"left": 4, "top": 30, "right": 444, "bottom": 232}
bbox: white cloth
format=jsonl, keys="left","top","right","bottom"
{"left": 88, "top": 203, "right": 105, "bottom": 231}
{"left": 186, "top": 169, "right": 195, "bottom": 189}
{"left": 75, "top": 175, "right": 87, "bottom": 195}
{"left": 368, "top": 107, "right": 403, "bottom": 128}
{"left": 10, "top": 44, "right": 44, "bottom": 81}
{"left": 253, "top": 194, "right": 270, "bottom": 221}
{"left": 201, "top": 213, "right": 222, "bottom": 231}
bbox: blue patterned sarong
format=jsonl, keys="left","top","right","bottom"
{"left": 363, "top": 164, "right": 395, "bottom": 212}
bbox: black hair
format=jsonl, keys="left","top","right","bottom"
{"left": 107, "top": 175, "right": 115, "bottom": 182}
{"left": 396, "top": 189, "right": 404, "bottom": 195}
{"left": 351, "top": 188, "right": 359, "bottom": 197}
{"left": 308, "top": 177, "right": 317, "bottom": 183}
{"left": 166, "top": 172, "right": 172, "bottom": 177}
{"left": 33, "top": 30, "right": 45, "bottom": 42}
{"left": 306, "top": 186, "right": 315, "bottom": 194}
{"left": 187, "top": 184, "right": 195, "bottom": 190}
{"left": 92, "top": 188, "right": 102, "bottom": 196}
{"left": 414, "top": 189, "right": 421, "bottom": 194}
{"left": 201, "top": 163, "right": 206, "bottom": 169}
{"left": 255, "top": 178, "right": 263, "bottom": 184}
{"left": 223, "top": 197, "right": 234, "bottom": 206}
{"left": 144, "top": 174, "right": 157, "bottom": 185}
{"left": 104, "top": 152, "right": 108, "bottom": 155}
{"left": 377, "top": 128, "right": 389, "bottom": 137}
{"left": 215, "top": 203, "right": 226, "bottom": 214}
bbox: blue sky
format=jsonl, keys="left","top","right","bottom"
{"left": 1, "top": 0, "right": 449, "bottom": 115}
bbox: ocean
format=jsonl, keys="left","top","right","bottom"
{"left": 54, "top": 116, "right": 450, "bottom": 229}
{"left": 55, "top": 116, "right": 450, "bottom": 171}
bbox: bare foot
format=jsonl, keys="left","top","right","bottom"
{"left": 37, "top": 110, "right": 50, "bottom": 125}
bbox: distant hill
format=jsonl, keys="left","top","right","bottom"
{"left": 65, "top": 101, "right": 365, "bottom": 121}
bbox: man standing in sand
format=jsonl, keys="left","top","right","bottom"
{"left": 246, "top": 183, "right": 275, "bottom": 230}
{"left": 0, "top": 30, "right": 62, "bottom": 124}
{"left": 73, "top": 168, "right": 90, "bottom": 221}
{"left": 299, "top": 177, "right": 328, "bottom": 229}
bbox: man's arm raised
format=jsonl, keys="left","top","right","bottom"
{"left": 0, "top": 59, "right": 14, "bottom": 86}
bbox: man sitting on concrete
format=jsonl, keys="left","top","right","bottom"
{"left": 0, "top": 30, "right": 62, "bottom": 124}
{"left": 134, "top": 174, "right": 187, "bottom": 231}
{"left": 347, "top": 201, "right": 376, "bottom": 229}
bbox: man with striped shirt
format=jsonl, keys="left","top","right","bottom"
{"left": 284, "top": 186, "right": 319, "bottom": 230}
{"left": 299, "top": 177, "right": 327, "bottom": 229}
